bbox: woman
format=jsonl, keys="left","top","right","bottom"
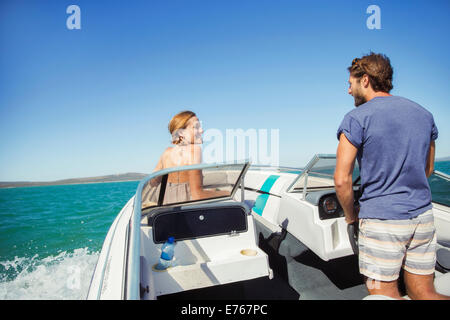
{"left": 152, "top": 110, "right": 227, "bottom": 203}
{"left": 154, "top": 110, "right": 203, "bottom": 170}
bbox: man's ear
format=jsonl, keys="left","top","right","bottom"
{"left": 361, "top": 74, "right": 370, "bottom": 88}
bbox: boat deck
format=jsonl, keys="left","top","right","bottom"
{"left": 158, "top": 231, "right": 368, "bottom": 300}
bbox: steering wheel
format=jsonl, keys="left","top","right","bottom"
{"left": 347, "top": 222, "right": 359, "bottom": 255}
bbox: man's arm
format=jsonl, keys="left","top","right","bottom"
{"left": 425, "top": 140, "right": 435, "bottom": 178}
{"left": 334, "top": 133, "right": 358, "bottom": 224}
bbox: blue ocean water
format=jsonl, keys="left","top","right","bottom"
{"left": 0, "top": 162, "right": 449, "bottom": 299}
{"left": 432, "top": 161, "right": 450, "bottom": 207}
{"left": 0, "top": 180, "right": 139, "bottom": 299}
{"left": 435, "top": 161, "right": 450, "bottom": 176}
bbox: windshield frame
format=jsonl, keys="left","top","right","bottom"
{"left": 287, "top": 154, "right": 360, "bottom": 197}
{"left": 138, "top": 161, "right": 251, "bottom": 212}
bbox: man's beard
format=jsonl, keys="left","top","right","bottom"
{"left": 353, "top": 92, "right": 367, "bottom": 107}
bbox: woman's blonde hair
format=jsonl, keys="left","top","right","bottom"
{"left": 168, "top": 110, "right": 197, "bottom": 144}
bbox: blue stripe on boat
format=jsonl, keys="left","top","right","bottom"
{"left": 253, "top": 175, "right": 280, "bottom": 216}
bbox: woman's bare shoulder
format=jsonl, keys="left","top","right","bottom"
{"left": 158, "top": 147, "right": 174, "bottom": 167}
{"left": 160, "top": 144, "right": 202, "bottom": 168}
{"left": 163, "top": 146, "right": 174, "bottom": 154}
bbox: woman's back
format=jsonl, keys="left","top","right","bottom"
{"left": 159, "top": 145, "right": 202, "bottom": 183}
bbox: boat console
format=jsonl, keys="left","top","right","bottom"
{"left": 305, "top": 189, "right": 362, "bottom": 220}
{"left": 136, "top": 162, "right": 272, "bottom": 299}
{"left": 140, "top": 202, "right": 271, "bottom": 299}
{"left": 146, "top": 203, "right": 248, "bottom": 243}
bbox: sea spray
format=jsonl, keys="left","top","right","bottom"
{"left": 0, "top": 248, "right": 99, "bottom": 299}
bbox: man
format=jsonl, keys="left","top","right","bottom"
{"left": 334, "top": 52, "right": 448, "bottom": 300}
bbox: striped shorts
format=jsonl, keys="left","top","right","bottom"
{"left": 358, "top": 209, "right": 437, "bottom": 282}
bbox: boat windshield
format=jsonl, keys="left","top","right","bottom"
{"left": 429, "top": 171, "right": 450, "bottom": 207}
{"left": 290, "top": 154, "right": 360, "bottom": 192}
{"left": 140, "top": 162, "right": 249, "bottom": 211}
{"left": 290, "top": 155, "right": 449, "bottom": 207}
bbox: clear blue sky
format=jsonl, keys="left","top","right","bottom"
{"left": 1, "top": 0, "right": 449, "bottom": 181}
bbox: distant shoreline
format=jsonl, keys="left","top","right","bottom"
{"left": 1, "top": 158, "right": 449, "bottom": 189}
{"left": 0, "top": 173, "right": 149, "bottom": 189}
{"left": 0, "top": 179, "right": 143, "bottom": 189}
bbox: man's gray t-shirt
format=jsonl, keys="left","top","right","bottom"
{"left": 337, "top": 96, "right": 438, "bottom": 220}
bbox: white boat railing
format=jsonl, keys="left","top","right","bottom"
{"left": 434, "top": 170, "right": 450, "bottom": 181}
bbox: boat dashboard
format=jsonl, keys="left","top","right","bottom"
{"left": 305, "top": 188, "right": 362, "bottom": 220}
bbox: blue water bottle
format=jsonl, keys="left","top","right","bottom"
{"left": 155, "top": 236, "right": 175, "bottom": 270}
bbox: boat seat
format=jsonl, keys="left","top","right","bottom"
{"left": 437, "top": 248, "right": 450, "bottom": 272}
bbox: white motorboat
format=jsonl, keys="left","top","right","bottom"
{"left": 87, "top": 155, "right": 450, "bottom": 300}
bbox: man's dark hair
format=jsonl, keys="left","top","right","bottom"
{"left": 348, "top": 52, "right": 394, "bottom": 93}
